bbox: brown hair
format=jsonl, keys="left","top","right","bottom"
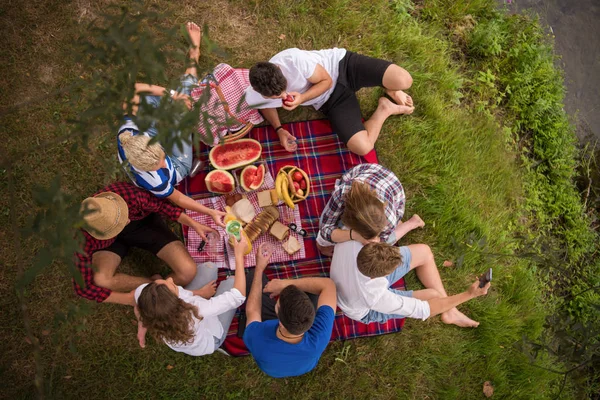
{"left": 278, "top": 285, "right": 315, "bottom": 335}
{"left": 341, "top": 181, "right": 387, "bottom": 240}
{"left": 137, "top": 283, "right": 202, "bottom": 345}
{"left": 249, "top": 62, "right": 287, "bottom": 97}
{"left": 357, "top": 242, "right": 403, "bottom": 278}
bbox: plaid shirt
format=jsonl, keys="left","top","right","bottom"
{"left": 318, "top": 164, "right": 405, "bottom": 246}
{"left": 73, "top": 182, "right": 183, "bottom": 302}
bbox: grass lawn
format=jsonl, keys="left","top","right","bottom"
{"left": 0, "top": 0, "right": 585, "bottom": 398}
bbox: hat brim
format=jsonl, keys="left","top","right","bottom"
{"left": 88, "top": 192, "right": 130, "bottom": 240}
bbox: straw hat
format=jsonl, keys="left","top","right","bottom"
{"left": 81, "top": 192, "right": 129, "bottom": 240}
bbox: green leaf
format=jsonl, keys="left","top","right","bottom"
{"left": 16, "top": 247, "right": 53, "bottom": 289}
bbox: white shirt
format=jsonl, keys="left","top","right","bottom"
{"left": 244, "top": 47, "right": 347, "bottom": 110}
{"left": 134, "top": 284, "right": 246, "bottom": 356}
{"left": 329, "top": 241, "right": 431, "bottom": 322}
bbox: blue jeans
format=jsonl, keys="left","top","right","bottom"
{"left": 184, "top": 263, "right": 236, "bottom": 349}
{"left": 361, "top": 246, "right": 414, "bottom": 324}
{"left": 142, "top": 74, "right": 198, "bottom": 178}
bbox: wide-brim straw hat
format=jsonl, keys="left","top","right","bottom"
{"left": 81, "top": 192, "right": 129, "bottom": 240}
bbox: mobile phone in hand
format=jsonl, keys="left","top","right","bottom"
{"left": 479, "top": 268, "right": 492, "bottom": 288}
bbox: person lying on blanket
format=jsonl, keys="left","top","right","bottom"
{"left": 316, "top": 163, "right": 424, "bottom": 257}
{"left": 132, "top": 234, "right": 248, "bottom": 355}
{"left": 242, "top": 243, "right": 337, "bottom": 378}
{"left": 75, "top": 181, "right": 217, "bottom": 306}
{"left": 245, "top": 47, "right": 415, "bottom": 155}
{"left": 117, "top": 22, "right": 225, "bottom": 228}
{"left": 330, "top": 242, "right": 490, "bottom": 327}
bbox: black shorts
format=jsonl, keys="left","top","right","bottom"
{"left": 102, "top": 213, "right": 180, "bottom": 259}
{"left": 320, "top": 51, "right": 393, "bottom": 144}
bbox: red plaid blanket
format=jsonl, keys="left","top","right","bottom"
{"left": 179, "top": 119, "right": 405, "bottom": 356}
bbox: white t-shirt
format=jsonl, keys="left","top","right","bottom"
{"left": 134, "top": 283, "right": 246, "bottom": 356}
{"left": 329, "top": 241, "right": 431, "bottom": 322}
{"left": 244, "top": 47, "right": 347, "bottom": 110}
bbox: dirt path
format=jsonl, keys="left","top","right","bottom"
{"left": 504, "top": 0, "right": 600, "bottom": 143}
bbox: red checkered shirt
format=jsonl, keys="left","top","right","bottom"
{"left": 318, "top": 164, "right": 405, "bottom": 245}
{"left": 73, "top": 182, "right": 183, "bottom": 302}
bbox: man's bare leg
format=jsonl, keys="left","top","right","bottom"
{"left": 185, "top": 22, "right": 201, "bottom": 78}
{"left": 156, "top": 241, "right": 196, "bottom": 286}
{"left": 347, "top": 97, "right": 414, "bottom": 155}
{"left": 406, "top": 244, "right": 479, "bottom": 328}
{"left": 92, "top": 251, "right": 151, "bottom": 292}
{"left": 382, "top": 64, "right": 414, "bottom": 107}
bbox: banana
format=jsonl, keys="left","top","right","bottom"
{"left": 275, "top": 172, "right": 285, "bottom": 200}
{"left": 280, "top": 174, "right": 295, "bottom": 209}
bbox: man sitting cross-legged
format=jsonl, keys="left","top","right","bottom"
{"left": 245, "top": 47, "right": 414, "bottom": 155}
{"left": 117, "top": 22, "right": 225, "bottom": 227}
{"left": 242, "top": 243, "right": 337, "bottom": 378}
{"left": 330, "top": 241, "right": 490, "bottom": 326}
{"left": 75, "top": 181, "right": 216, "bottom": 306}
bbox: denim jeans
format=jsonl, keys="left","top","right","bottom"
{"left": 141, "top": 74, "right": 198, "bottom": 179}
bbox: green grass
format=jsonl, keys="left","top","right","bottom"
{"left": 1, "top": 0, "right": 594, "bottom": 398}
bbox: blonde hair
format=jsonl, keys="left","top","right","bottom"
{"left": 119, "top": 131, "right": 165, "bottom": 171}
{"left": 341, "top": 181, "right": 387, "bottom": 240}
{"left": 357, "top": 242, "right": 403, "bottom": 278}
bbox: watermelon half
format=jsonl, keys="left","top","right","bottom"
{"left": 240, "top": 164, "right": 265, "bottom": 191}
{"left": 209, "top": 138, "right": 262, "bottom": 170}
{"left": 205, "top": 170, "right": 235, "bottom": 194}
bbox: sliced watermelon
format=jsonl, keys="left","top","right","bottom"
{"left": 205, "top": 170, "right": 235, "bottom": 194}
{"left": 209, "top": 138, "right": 262, "bottom": 170}
{"left": 240, "top": 164, "right": 265, "bottom": 191}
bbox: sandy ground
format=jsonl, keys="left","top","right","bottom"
{"left": 503, "top": 0, "right": 600, "bottom": 143}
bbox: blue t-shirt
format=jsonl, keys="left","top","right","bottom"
{"left": 243, "top": 305, "right": 335, "bottom": 378}
{"left": 117, "top": 118, "right": 180, "bottom": 198}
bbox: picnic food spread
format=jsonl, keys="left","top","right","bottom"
{"left": 239, "top": 164, "right": 265, "bottom": 191}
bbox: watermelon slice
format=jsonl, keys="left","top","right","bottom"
{"left": 240, "top": 164, "right": 265, "bottom": 191}
{"left": 205, "top": 170, "right": 235, "bottom": 194}
{"left": 209, "top": 138, "right": 262, "bottom": 170}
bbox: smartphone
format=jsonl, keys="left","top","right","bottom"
{"left": 479, "top": 268, "right": 493, "bottom": 288}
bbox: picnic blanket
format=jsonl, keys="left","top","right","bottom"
{"left": 179, "top": 119, "right": 405, "bottom": 356}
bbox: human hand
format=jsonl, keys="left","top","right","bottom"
{"left": 210, "top": 210, "right": 227, "bottom": 228}
{"left": 255, "top": 243, "right": 273, "bottom": 271}
{"left": 467, "top": 280, "right": 491, "bottom": 298}
{"left": 231, "top": 232, "right": 249, "bottom": 257}
{"left": 196, "top": 280, "right": 217, "bottom": 299}
{"left": 276, "top": 128, "right": 297, "bottom": 152}
{"left": 192, "top": 223, "right": 216, "bottom": 241}
{"left": 172, "top": 92, "right": 193, "bottom": 110}
{"left": 281, "top": 91, "right": 302, "bottom": 111}
{"left": 263, "top": 279, "right": 288, "bottom": 298}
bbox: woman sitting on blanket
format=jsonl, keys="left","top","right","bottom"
{"left": 317, "top": 163, "right": 424, "bottom": 256}
{"left": 117, "top": 21, "right": 226, "bottom": 230}
{"left": 133, "top": 235, "right": 249, "bottom": 356}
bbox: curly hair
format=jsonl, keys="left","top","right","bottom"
{"left": 341, "top": 181, "right": 387, "bottom": 240}
{"left": 249, "top": 62, "right": 287, "bottom": 97}
{"left": 137, "top": 283, "right": 201, "bottom": 345}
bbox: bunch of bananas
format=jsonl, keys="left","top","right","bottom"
{"left": 275, "top": 166, "right": 310, "bottom": 209}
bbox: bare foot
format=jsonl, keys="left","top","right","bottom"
{"left": 408, "top": 214, "right": 425, "bottom": 229}
{"left": 186, "top": 22, "right": 202, "bottom": 61}
{"left": 378, "top": 97, "right": 414, "bottom": 117}
{"left": 197, "top": 280, "right": 217, "bottom": 299}
{"left": 385, "top": 89, "right": 414, "bottom": 107}
{"left": 441, "top": 307, "right": 480, "bottom": 328}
